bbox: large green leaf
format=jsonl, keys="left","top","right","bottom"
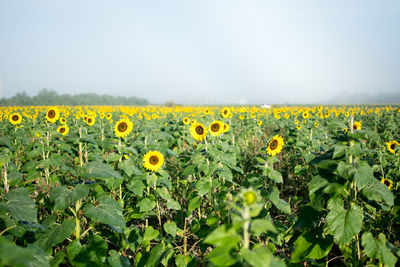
{"left": 50, "top": 184, "right": 89, "bottom": 210}
{"left": 84, "top": 161, "right": 123, "bottom": 179}
{"left": 354, "top": 164, "right": 375, "bottom": 190}
{"left": 83, "top": 196, "right": 126, "bottom": 230}
{"left": 138, "top": 198, "right": 156, "bottom": 212}
{"left": 195, "top": 177, "right": 212, "bottom": 196}
{"left": 69, "top": 234, "right": 108, "bottom": 267}
{"left": 290, "top": 231, "right": 334, "bottom": 263}
{"left": 0, "top": 237, "right": 50, "bottom": 267}
{"left": 35, "top": 219, "right": 75, "bottom": 250}
{"left": 326, "top": 204, "right": 363, "bottom": 246}
{"left": 361, "top": 180, "right": 394, "bottom": 207}
{"left": 108, "top": 250, "right": 131, "bottom": 267}
{"left": 268, "top": 186, "right": 291, "bottom": 215}
{"left": 2, "top": 188, "right": 37, "bottom": 222}
{"left": 362, "top": 232, "right": 397, "bottom": 267}
{"left": 242, "top": 247, "right": 285, "bottom": 267}
{"left": 203, "top": 224, "right": 241, "bottom": 250}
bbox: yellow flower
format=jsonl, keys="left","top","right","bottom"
{"left": 222, "top": 123, "right": 230, "bottom": 133}
{"left": 239, "top": 114, "right": 245, "bottom": 120}
{"left": 45, "top": 107, "right": 60, "bottom": 123}
{"left": 314, "top": 122, "right": 319, "bottom": 128}
{"left": 208, "top": 120, "right": 224, "bottom": 137}
{"left": 57, "top": 125, "right": 69, "bottom": 136}
{"left": 242, "top": 189, "right": 258, "bottom": 206}
{"left": 9, "top": 113, "right": 22, "bottom": 125}
{"left": 106, "top": 113, "right": 112, "bottom": 120}
{"left": 381, "top": 177, "right": 393, "bottom": 190}
{"left": 296, "top": 124, "right": 302, "bottom": 130}
{"left": 183, "top": 117, "right": 190, "bottom": 125}
{"left": 266, "top": 135, "right": 284, "bottom": 156}
{"left": 257, "top": 120, "right": 263, "bottom": 126}
{"left": 302, "top": 111, "right": 309, "bottom": 119}
{"left": 353, "top": 121, "right": 362, "bottom": 130}
{"left": 143, "top": 150, "right": 164, "bottom": 172}
{"left": 190, "top": 122, "right": 207, "bottom": 141}
{"left": 220, "top": 107, "right": 230, "bottom": 118}
{"left": 114, "top": 118, "right": 133, "bottom": 138}
{"left": 86, "top": 116, "right": 95, "bottom": 126}
{"left": 60, "top": 117, "right": 67, "bottom": 125}
{"left": 386, "top": 140, "right": 399, "bottom": 154}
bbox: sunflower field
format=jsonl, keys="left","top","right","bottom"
{"left": 0, "top": 105, "right": 399, "bottom": 266}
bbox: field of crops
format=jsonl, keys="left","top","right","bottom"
{"left": 0, "top": 105, "right": 399, "bottom": 266}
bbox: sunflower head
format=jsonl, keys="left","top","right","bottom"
{"left": 241, "top": 188, "right": 259, "bottom": 206}
{"left": 381, "top": 177, "right": 394, "bottom": 190}
{"left": 386, "top": 140, "right": 399, "bottom": 154}
{"left": 314, "top": 122, "right": 319, "bottom": 128}
{"left": 183, "top": 117, "right": 190, "bottom": 125}
{"left": 257, "top": 120, "right": 263, "bottom": 126}
{"left": 353, "top": 121, "right": 362, "bottom": 130}
{"left": 114, "top": 118, "right": 133, "bottom": 138}
{"left": 143, "top": 150, "right": 164, "bottom": 172}
{"left": 57, "top": 125, "right": 69, "bottom": 136}
{"left": 296, "top": 124, "right": 302, "bottom": 130}
{"left": 208, "top": 121, "right": 223, "bottom": 137}
{"left": 45, "top": 107, "right": 60, "bottom": 123}
{"left": 220, "top": 107, "right": 230, "bottom": 118}
{"left": 86, "top": 116, "right": 95, "bottom": 126}
{"left": 239, "top": 114, "right": 245, "bottom": 120}
{"left": 9, "top": 113, "right": 22, "bottom": 125}
{"left": 60, "top": 117, "right": 67, "bottom": 124}
{"left": 190, "top": 122, "right": 207, "bottom": 142}
{"left": 266, "top": 135, "right": 284, "bottom": 156}
{"left": 106, "top": 113, "right": 112, "bottom": 120}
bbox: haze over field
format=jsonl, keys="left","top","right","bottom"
{"left": 1, "top": 1, "right": 400, "bottom": 104}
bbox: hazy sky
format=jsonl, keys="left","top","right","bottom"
{"left": 1, "top": 1, "right": 399, "bottom": 104}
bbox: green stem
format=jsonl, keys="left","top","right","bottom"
{"left": 243, "top": 206, "right": 250, "bottom": 249}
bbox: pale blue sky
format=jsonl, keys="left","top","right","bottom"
{"left": 1, "top": 0, "right": 399, "bottom": 104}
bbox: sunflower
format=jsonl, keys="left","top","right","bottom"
{"left": 114, "top": 118, "right": 133, "bottom": 138}
{"left": 86, "top": 116, "right": 95, "bottom": 126}
{"left": 9, "top": 113, "right": 22, "bottom": 125}
{"left": 100, "top": 112, "right": 105, "bottom": 119}
{"left": 222, "top": 123, "right": 230, "bottom": 133}
{"left": 106, "top": 113, "right": 112, "bottom": 120}
{"left": 143, "top": 150, "right": 164, "bottom": 172}
{"left": 204, "top": 108, "right": 210, "bottom": 115}
{"left": 239, "top": 114, "right": 245, "bottom": 120}
{"left": 296, "top": 124, "right": 302, "bottom": 130}
{"left": 257, "top": 120, "right": 263, "bottom": 126}
{"left": 381, "top": 177, "right": 393, "bottom": 190}
{"left": 353, "top": 121, "right": 362, "bottom": 130}
{"left": 183, "top": 117, "right": 190, "bottom": 125}
{"left": 60, "top": 117, "right": 67, "bottom": 125}
{"left": 386, "top": 140, "right": 399, "bottom": 154}
{"left": 302, "top": 111, "right": 309, "bottom": 119}
{"left": 314, "top": 122, "right": 319, "bottom": 128}
{"left": 190, "top": 122, "right": 207, "bottom": 141}
{"left": 57, "top": 125, "right": 69, "bottom": 136}
{"left": 266, "top": 135, "right": 284, "bottom": 156}
{"left": 208, "top": 120, "right": 224, "bottom": 137}
{"left": 220, "top": 107, "right": 230, "bottom": 118}
{"left": 241, "top": 188, "right": 258, "bottom": 206}
{"left": 45, "top": 107, "right": 60, "bottom": 123}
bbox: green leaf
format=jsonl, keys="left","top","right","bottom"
{"left": 203, "top": 224, "right": 241, "bottom": 249}
{"left": 84, "top": 161, "right": 123, "bottom": 179}
{"left": 336, "top": 161, "right": 356, "bottom": 180}
{"left": 0, "top": 237, "right": 51, "bottom": 267}
{"left": 127, "top": 179, "right": 146, "bottom": 197}
{"left": 35, "top": 219, "right": 75, "bottom": 250}
{"left": 138, "top": 198, "right": 156, "bottom": 212}
{"left": 143, "top": 226, "right": 159, "bottom": 242}
{"left": 205, "top": 247, "right": 236, "bottom": 267}
{"left": 362, "top": 232, "right": 397, "bottom": 267}
{"left": 182, "top": 165, "right": 196, "bottom": 176}
{"left": 145, "top": 244, "right": 166, "bottom": 267}
{"left": 196, "top": 177, "right": 212, "bottom": 196}
{"left": 326, "top": 204, "right": 363, "bottom": 246}
{"left": 333, "top": 144, "right": 346, "bottom": 159}
{"left": 69, "top": 234, "right": 108, "bottom": 266}
{"left": 268, "top": 186, "right": 291, "bottom": 215}
{"left": 83, "top": 196, "right": 126, "bottom": 230}
{"left": 290, "top": 232, "right": 334, "bottom": 263}
{"left": 118, "top": 158, "right": 142, "bottom": 177}
{"left": 354, "top": 164, "right": 375, "bottom": 190}
{"left": 251, "top": 218, "right": 277, "bottom": 236}
{"left": 175, "top": 254, "right": 194, "bottom": 267}
{"left": 267, "top": 169, "right": 283, "bottom": 183}
{"left": 361, "top": 180, "right": 394, "bottom": 207}
{"left": 166, "top": 199, "right": 181, "bottom": 210}
{"left": 50, "top": 184, "right": 89, "bottom": 210}
{"left": 242, "top": 247, "right": 285, "bottom": 267}
{"left": 2, "top": 188, "right": 37, "bottom": 222}
{"left": 164, "top": 221, "right": 178, "bottom": 237}
{"left": 188, "top": 196, "right": 201, "bottom": 214}
{"left": 108, "top": 250, "right": 131, "bottom": 267}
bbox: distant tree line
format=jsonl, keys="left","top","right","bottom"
{"left": 0, "top": 89, "right": 149, "bottom": 106}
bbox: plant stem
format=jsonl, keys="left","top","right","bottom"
{"left": 243, "top": 206, "right": 250, "bottom": 249}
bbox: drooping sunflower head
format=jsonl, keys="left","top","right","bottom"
{"left": 222, "top": 123, "right": 230, "bottom": 133}
{"left": 208, "top": 120, "right": 224, "bottom": 137}
{"left": 183, "top": 117, "right": 190, "bottom": 125}
{"left": 266, "top": 134, "right": 284, "bottom": 156}
{"left": 57, "top": 125, "right": 69, "bottom": 136}
{"left": 114, "top": 118, "right": 133, "bottom": 138}
{"left": 353, "top": 121, "right": 362, "bottom": 130}
{"left": 9, "top": 113, "right": 22, "bottom": 125}
{"left": 143, "top": 150, "right": 164, "bottom": 172}
{"left": 381, "top": 177, "right": 394, "bottom": 190}
{"left": 386, "top": 140, "right": 399, "bottom": 154}
{"left": 190, "top": 122, "right": 207, "bottom": 142}
{"left": 45, "top": 107, "right": 60, "bottom": 123}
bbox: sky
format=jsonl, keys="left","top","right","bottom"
{"left": 0, "top": 0, "right": 399, "bottom": 104}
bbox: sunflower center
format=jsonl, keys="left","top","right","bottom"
{"left": 48, "top": 110, "right": 56, "bottom": 118}
{"left": 12, "top": 115, "right": 19, "bottom": 121}
{"left": 223, "top": 110, "right": 228, "bottom": 115}
{"left": 149, "top": 156, "right": 159, "bottom": 165}
{"left": 384, "top": 180, "right": 390, "bottom": 186}
{"left": 195, "top": 126, "right": 204, "bottom": 135}
{"left": 211, "top": 123, "right": 220, "bottom": 132}
{"left": 269, "top": 140, "right": 278, "bottom": 150}
{"left": 60, "top": 127, "right": 65, "bottom": 133}
{"left": 390, "top": 144, "right": 395, "bottom": 150}
{"left": 118, "top": 122, "right": 128, "bottom": 132}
